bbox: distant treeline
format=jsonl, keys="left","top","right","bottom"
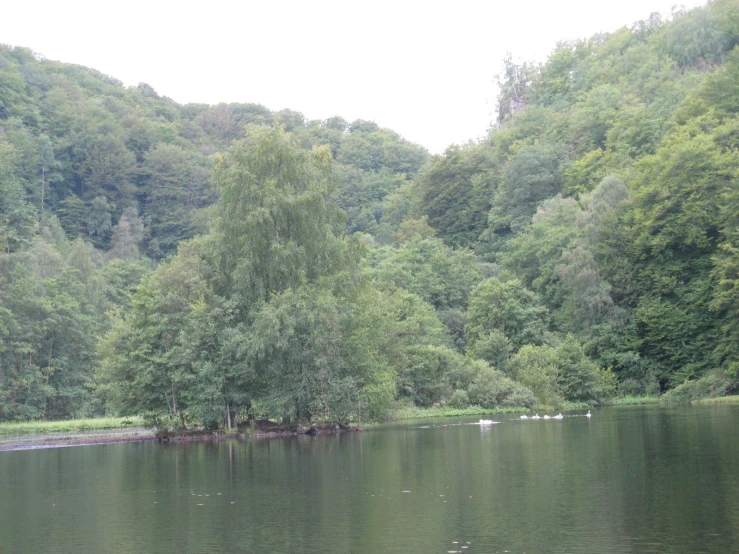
{"left": 1, "top": 0, "right": 738, "bottom": 425}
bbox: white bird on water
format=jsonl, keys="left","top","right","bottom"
{"left": 479, "top": 419, "right": 497, "bottom": 425}
{"left": 531, "top": 414, "right": 541, "bottom": 420}
{"left": 553, "top": 413, "right": 563, "bottom": 420}
{"left": 543, "top": 415, "right": 551, "bottom": 420}
{"left": 520, "top": 415, "right": 529, "bottom": 420}
{"left": 586, "top": 410, "right": 592, "bottom": 418}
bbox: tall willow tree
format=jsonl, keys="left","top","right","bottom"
{"left": 210, "top": 126, "right": 347, "bottom": 307}
{"left": 209, "top": 126, "right": 376, "bottom": 422}
{"left": 101, "top": 127, "right": 397, "bottom": 427}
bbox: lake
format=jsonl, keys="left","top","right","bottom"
{"left": 1, "top": 405, "right": 738, "bottom": 553}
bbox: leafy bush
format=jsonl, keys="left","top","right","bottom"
{"left": 661, "top": 371, "right": 737, "bottom": 404}
{"left": 507, "top": 337, "right": 614, "bottom": 405}
{"left": 554, "top": 335, "right": 616, "bottom": 403}
{"left": 466, "top": 329, "right": 512, "bottom": 370}
{"left": 508, "top": 344, "right": 561, "bottom": 406}
{"left": 448, "top": 389, "right": 470, "bottom": 408}
{"left": 467, "top": 366, "right": 536, "bottom": 408}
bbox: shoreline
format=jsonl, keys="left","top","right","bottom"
{"left": 0, "top": 432, "right": 156, "bottom": 451}
{"left": 0, "top": 425, "right": 363, "bottom": 452}
{"left": 4, "top": 396, "right": 737, "bottom": 452}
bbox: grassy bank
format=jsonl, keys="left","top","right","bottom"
{"left": 693, "top": 395, "right": 739, "bottom": 404}
{"left": 608, "top": 396, "right": 661, "bottom": 406}
{"left": 387, "top": 397, "right": 668, "bottom": 422}
{"left": 0, "top": 417, "right": 145, "bottom": 437}
{"left": 6, "top": 395, "right": 734, "bottom": 437}
{"left": 388, "top": 405, "right": 530, "bottom": 421}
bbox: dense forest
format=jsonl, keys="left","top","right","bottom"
{"left": 2, "top": 0, "right": 738, "bottom": 426}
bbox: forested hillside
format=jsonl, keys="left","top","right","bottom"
{"left": 2, "top": 0, "right": 738, "bottom": 425}
{"left": 403, "top": 0, "right": 739, "bottom": 401}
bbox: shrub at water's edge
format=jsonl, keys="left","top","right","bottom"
{"left": 608, "top": 396, "right": 661, "bottom": 406}
{"left": 694, "top": 395, "right": 739, "bottom": 404}
{"left": 660, "top": 372, "right": 738, "bottom": 404}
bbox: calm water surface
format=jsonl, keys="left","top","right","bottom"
{"left": 1, "top": 405, "right": 738, "bottom": 553}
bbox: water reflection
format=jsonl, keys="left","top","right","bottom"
{"left": 1, "top": 404, "right": 738, "bottom": 553}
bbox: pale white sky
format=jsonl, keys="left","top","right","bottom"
{"left": 2, "top": 0, "right": 706, "bottom": 153}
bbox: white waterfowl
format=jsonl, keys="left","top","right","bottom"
{"left": 531, "top": 414, "right": 541, "bottom": 420}
{"left": 543, "top": 415, "right": 551, "bottom": 420}
{"left": 553, "top": 413, "right": 563, "bottom": 420}
{"left": 479, "top": 419, "right": 496, "bottom": 425}
{"left": 585, "top": 410, "right": 592, "bottom": 418}
{"left": 520, "top": 415, "right": 529, "bottom": 420}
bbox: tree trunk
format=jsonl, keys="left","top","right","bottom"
{"left": 41, "top": 167, "right": 45, "bottom": 215}
{"left": 42, "top": 334, "right": 54, "bottom": 420}
{"left": 225, "top": 398, "right": 232, "bottom": 431}
{"left": 223, "top": 380, "right": 232, "bottom": 431}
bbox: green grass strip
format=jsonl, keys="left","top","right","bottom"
{"left": 0, "top": 417, "right": 145, "bottom": 437}
{"left": 693, "top": 395, "right": 739, "bottom": 404}
{"left": 608, "top": 396, "right": 661, "bottom": 406}
{"left": 389, "top": 405, "right": 530, "bottom": 421}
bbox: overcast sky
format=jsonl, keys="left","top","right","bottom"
{"left": 2, "top": 0, "right": 706, "bottom": 153}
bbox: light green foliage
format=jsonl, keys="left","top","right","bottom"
{"left": 376, "top": 179, "right": 421, "bottom": 239}
{"left": 110, "top": 208, "right": 145, "bottom": 260}
{"left": 465, "top": 330, "right": 511, "bottom": 369}
{"left": 695, "top": 46, "right": 739, "bottom": 117}
{"left": 447, "top": 389, "right": 471, "bottom": 408}
{"left": 467, "top": 365, "right": 536, "bottom": 409}
{"left": 211, "top": 127, "right": 347, "bottom": 308}
{"left": 99, "top": 239, "right": 213, "bottom": 427}
{"left": 660, "top": 371, "right": 737, "bottom": 403}
{"left": 710, "top": 147, "right": 739, "bottom": 376}
{"left": 9, "top": 1, "right": 739, "bottom": 422}
{"left": 100, "top": 257, "right": 152, "bottom": 310}
{"left": 568, "top": 85, "right": 626, "bottom": 153}
{"left": 557, "top": 245, "right": 614, "bottom": 330}
{"left": 466, "top": 277, "right": 549, "bottom": 352}
{"left": 563, "top": 149, "right": 613, "bottom": 196}
{"left": 140, "top": 143, "right": 213, "bottom": 258}
{"left": 246, "top": 281, "right": 396, "bottom": 422}
{"left": 508, "top": 338, "right": 612, "bottom": 406}
{"left": 337, "top": 166, "right": 409, "bottom": 236}
{"left": 371, "top": 237, "right": 483, "bottom": 312}
{"left": 660, "top": 2, "right": 739, "bottom": 69}
{"left": 552, "top": 335, "right": 615, "bottom": 403}
{"left": 417, "top": 144, "right": 495, "bottom": 248}
{"left": 713, "top": 240, "right": 739, "bottom": 376}
{"left": 100, "top": 129, "right": 413, "bottom": 426}
{"left": 613, "top": 118, "right": 738, "bottom": 380}
{"left": 0, "top": 238, "right": 99, "bottom": 420}
{"left": 0, "top": 141, "right": 37, "bottom": 253}
{"left": 489, "top": 141, "right": 568, "bottom": 237}
{"left": 0, "top": 416, "right": 144, "bottom": 437}
{"left": 500, "top": 195, "right": 580, "bottom": 313}
{"left": 85, "top": 196, "right": 113, "bottom": 248}
{"left": 336, "top": 124, "right": 427, "bottom": 177}
{"left": 393, "top": 216, "right": 436, "bottom": 245}
{"left": 379, "top": 290, "right": 450, "bottom": 407}
{"left": 507, "top": 344, "right": 561, "bottom": 406}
